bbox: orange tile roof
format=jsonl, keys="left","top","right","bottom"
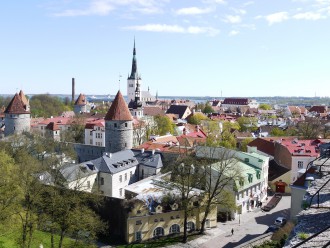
{"left": 4, "top": 93, "right": 30, "bottom": 114}
{"left": 105, "top": 91, "right": 133, "bottom": 121}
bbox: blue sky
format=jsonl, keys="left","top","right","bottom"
{"left": 1, "top": 0, "right": 330, "bottom": 97}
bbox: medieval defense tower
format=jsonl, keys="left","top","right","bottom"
{"left": 105, "top": 90, "right": 133, "bottom": 153}
{"left": 4, "top": 90, "right": 31, "bottom": 137}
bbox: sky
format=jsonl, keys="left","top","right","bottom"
{"left": 1, "top": 0, "right": 330, "bottom": 98}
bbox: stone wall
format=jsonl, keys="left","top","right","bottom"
{"left": 4, "top": 113, "right": 30, "bottom": 136}
{"left": 105, "top": 120, "right": 133, "bottom": 153}
{"left": 73, "top": 143, "right": 105, "bottom": 162}
{"left": 236, "top": 233, "right": 272, "bottom": 248}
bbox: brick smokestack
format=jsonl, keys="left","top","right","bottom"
{"left": 72, "top": 78, "right": 75, "bottom": 103}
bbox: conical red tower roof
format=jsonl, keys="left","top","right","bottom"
{"left": 105, "top": 91, "right": 133, "bottom": 121}
{"left": 19, "top": 90, "right": 29, "bottom": 106}
{"left": 74, "top": 93, "right": 86, "bottom": 105}
{"left": 4, "top": 93, "right": 30, "bottom": 114}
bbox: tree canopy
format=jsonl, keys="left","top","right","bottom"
{"left": 30, "top": 94, "right": 72, "bottom": 117}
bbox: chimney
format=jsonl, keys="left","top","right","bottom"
{"left": 72, "top": 78, "right": 75, "bottom": 103}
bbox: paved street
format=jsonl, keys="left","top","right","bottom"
{"left": 170, "top": 195, "right": 291, "bottom": 248}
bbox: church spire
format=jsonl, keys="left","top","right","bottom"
{"left": 129, "top": 38, "right": 138, "bottom": 80}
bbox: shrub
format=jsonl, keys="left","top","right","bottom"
{"left": 298, "top": 232, "right": 309, "bottom": 240}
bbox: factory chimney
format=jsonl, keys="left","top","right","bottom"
{"left": 72, "top": 78, "right": 75, "bottom": 103}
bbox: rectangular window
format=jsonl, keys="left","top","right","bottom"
{"left": 135, "top": 231, "right": 142, "bottom": 241}
{"left": 87, "top": 181, "right": 90, "bottom": 189}
{"left": 125, "top": 173, "right": 127, "bottom": 181}
{"left": 119, "top": 175, "right": 122, "bottom": 182}
{"left": 130, "top": 171, "right": 133, "bottom": 177}
{"left": 119, "top": 188, "right": 122, "bottom": 196}
{"left": 298, "top": 161, "right": 304, "bottom": 169}
{"left": 136, "top": 220, "right": 142, "bottom": 225}
{"left": 100, "top": 177, "right": 104, "bottom": 185}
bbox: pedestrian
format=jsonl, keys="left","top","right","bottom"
{"left": 231, "top": 228, "right": 234, "bottom": 235}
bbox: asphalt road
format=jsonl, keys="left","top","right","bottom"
{"left": 200, "top": 195, "right": 291, "bottom": 248}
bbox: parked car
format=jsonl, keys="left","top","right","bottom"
{"left": 274, "top": 217, "right": 287, "bottom": 226}
{"left": 264, "top": 225, "right": 280, "bottom": 233}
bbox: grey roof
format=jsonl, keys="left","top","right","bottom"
{"left": 60, "top": 163, "right": 98, "bottom": 182}
{"left": 90, "top": 150, "right": 139, "bottom": 174}
{"left": 166, "top": 105, "right": 190, "bottom": 119}
{"left": 132, "top": 150, "right": 163, "bottom": 169}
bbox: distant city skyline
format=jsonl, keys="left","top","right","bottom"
{"left": 1, "top": 0, "right": 330, "bottom": 97}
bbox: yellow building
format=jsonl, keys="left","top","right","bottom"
{"left": 124, "top": 174, "right": 217, "bottom": 243}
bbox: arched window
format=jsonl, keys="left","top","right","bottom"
{"left": 187, "top": 222, "right": 195, "bottom": 232}
{"left": 153, "top": 227, "right": 164, "bottom": 237}
{"left": 169, "top": 224, "right": 180, "bottom": 234}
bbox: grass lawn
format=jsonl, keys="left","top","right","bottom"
{"left": 0, "top": 228, "right": 95, "bottom": 248}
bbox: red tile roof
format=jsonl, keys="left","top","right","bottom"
{"left": 4, "top": 93, "right": 30, "bottom": 114}
{"left": 222, "top": 98, "right": 249, "bottom": 105}
{"left": 143, "top": 106, "right": 165, "bottom": 116}
{"left": 309, "top": 106, "right": 327, "bottom": 114}
{"left": 74, "top": 93, "right": 87, "bottom": 105}
{"left": 280, "top": 139, "right": 321, "bottom": 157}
{"left": 105, "top": 91, "right": 133, "bottom": 121}
{"left": 19, "top": 90, "right": 29, "bottom": 106}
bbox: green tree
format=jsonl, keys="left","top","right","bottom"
{"left": 203, "top": 103, "right": 213, "bottom": 114}
{"left": 154, "top": 115, "right": 174, "bottom": 135}
{"left": 240, "top": 137, "right": 254, "bottom": 152}
{"left": 296, "top": 118, "right": 322, "bottom": 139}
{"left": 271, "top": 127, "right": 286, "bottom": 137}
{"left": 188, "top": 112, "right": 208, "bottom": 125}
{"left": 258, "top": 103, "right": 272, "bottom": 110}
{"left": 30, "top": 94, "right": 72, "bottom": 117}
{"left": 195, "top": 147, "right": 242, "bottom": 234}
{"left": 61, "top": 116, "right": 86, "bottom": 143}
{"left": 237, "top": 117, "right": 258, "bottom": 132}
{"left": 0, "top": 151, "right": 22, "bottom": 226}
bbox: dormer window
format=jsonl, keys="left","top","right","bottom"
{"left": 248, "top": 174, "right": 253, "bottom": 183}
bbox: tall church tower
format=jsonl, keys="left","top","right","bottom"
{"left": 105, "top": 90, "right": 133, "bottom": 153}
{"left": 4, "top": 91, "right": 31, "bottom": 137}
{"left": 128, "top": 78, "right": 143, "bottom": 117}
{"left": 127, "top": 39, "right": 142, "bottom": 103}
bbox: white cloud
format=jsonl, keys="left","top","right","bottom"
{"left": 229, "top": 30, "right": 239, "bottom": 36}
{"left": 243, "top": 1, "right": 254, "bottom": 6}
{"left": 265, "top": 12, "right": 289, "bottom": 25}
{"left": 175, "top": 7, "right": 213, "bottom": 15}
{"left": 202, "top": 0, "right": 226, "bottom": 4}
{"left": 124, "top": 24, "right": 220, "bottom": 36}
{"left": 124, "top": 24, "right": 184, "bottom": 32}
{"left": 224, "top": 15, "right": 242, "bottom": 23}
{"left": 293, "top": 11, "right": 325, "bottom": 20}
{"left": 53, "top": 0, "right": 167, "bottom": 17}
{"left": 54, "top": 0, "right": 114, "bottom": 16}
